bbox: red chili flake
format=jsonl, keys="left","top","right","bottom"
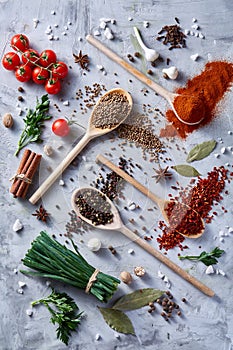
{"left": 156, "top": 166, "right": 230, "bottom": 251}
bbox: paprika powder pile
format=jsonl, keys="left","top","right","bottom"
{"left": 160, "top": 61, "right": 233, "bottom": 138}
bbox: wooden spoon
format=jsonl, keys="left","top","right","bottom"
{"left": 29, "top": 88, "right": 133, "bottom": 205}
{"left": 96, "top": 154, "right": 205, "bottom": 239}
{"left": 86, "top": 34, "right": 205, "bottom": 126}
{"left": 71, "top": 187, "right": 213, "bottom": 297}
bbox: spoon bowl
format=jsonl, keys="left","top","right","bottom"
{"left": 29, "top": 88, "right": 132, "bottom": 204}
{"left": 71, "top": 186, "right": 213, "bottom": 297}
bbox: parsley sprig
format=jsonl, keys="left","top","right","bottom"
{"left": 31, "top": 288, "right": 83, "bottom": 346}
{"left": 15, "top": 94, "right": 52, "bottom": 156}
{"left": 179, "top": 247, "right": 225, "bottom": 266}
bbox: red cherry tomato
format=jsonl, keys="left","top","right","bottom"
{"left": 11, "top": 34, "right": 30, "bottom": 52}
{"left": 51, "top": 61, "right": 68, "bottom": 79}
{"left": 45, "top": 78, "right": 61, "bottom": 94}
{"left": 22, "top": 49, "right": 40, "bottom": 67}
{"left": 15, "top": 65, "right": 32, "bottom": 82}
{"left": 2, "top": 52, "right": 20, "bottom": 70}
{"left": 39, "top": 49, "right": 57, "bottom": 68}
{"left": 32, "top": 67, "right": 49, "bottom": 84}
{"left": 52, "top": 119, "right": 70, "bottom": 137}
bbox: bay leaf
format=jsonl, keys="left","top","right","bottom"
{"left": 172, "top": 164, "right": 200, "bottom": 177}
{"left": 112, "top": 288, "right": 164, "bottom": 311}
{"left": 98, "top": 307, "right": 135, "bottom": 335}
{"left": 186, "top": 140, "right": 216, "bottom": 163}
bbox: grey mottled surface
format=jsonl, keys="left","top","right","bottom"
{"left": 0, "top": 0, "right": 233, "bottom": 349}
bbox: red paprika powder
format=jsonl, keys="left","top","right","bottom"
{"left": 160, "top": 61, "right": 233, "bottom": 138}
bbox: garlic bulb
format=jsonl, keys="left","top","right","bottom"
{"left": 162, "top": 66, "right": 179, "bottom": 80}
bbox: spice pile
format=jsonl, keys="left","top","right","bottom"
{"left": 74, "top": 188, "right": 114, "bottom": 226}
{"left": 92, "top": 91, "right": 131, "bottom": 129}
{"left": 157, "top": 166, "right": 231, "bottom": 251}
{"left": 160, "top": 61, "right": 233, "bottom": 138}
{"left": 156, "top": 24, "right": 186, "bottom": 50}
{"left": 75, "top": 83, "right": 107, "bottom": 114}
{"left": 117, "top": 113, "right": 164, "bottom": 161}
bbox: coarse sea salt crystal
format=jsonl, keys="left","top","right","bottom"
{"left": 128, "top": 248, "right": 134, "bottom": 254}
{"left": 214, "top": 153, "right": 220, "bottom": 158}
{"left": 51, "top": 10, "right": 56, "bottom": 15}
{"left": 192, "top": 24, "right": 199, "bottom": 30}
{"left": 228, "top": 130, "right": 232, "bottom": 135}
{"left": 100, "top": 17, "right": 112, "bottom": 23}
{"left": 18, "top": 281, "right": 26, "bottom": 288}
{"left": 95, "top": 334, "right": 101, "bottom": 341}
{"left": 221, "top": 147, "right": 226, "bottom": 154}
{"left": 228, "top": 227, "right": 233, "bottom": 233}
{"left": 17, "top": 288, "right": 24, "bottom": 294}
{"left": 13, "top": 219, "right": 23, "bottom": 232}
{"left": 104, "top": 27, "right": 114, "bottom": 40}
{"left": 33, "top": 18, "right": 39, "bottom": 28}
{"left": 59, "top": 179, "right": 65, "bottom": 186}
{"left": 190, "top": 31, "right": 194, "bottom": 36}
{"left": 48, "top": 35, "right": 54, "bottom": 40}
{"left": 219, "top": 237, "right": 224, "bottom": 243}
{"left": 184, "top": 29, "right": 190, "bottom": 35}
{"left": 99, "top": 21, "right": 106, "bottom": 29}
{"left": 158, "top": 270, "right": 165, "bottom": 279}
{"left": 205, "top": 265, "right": 215, "bottom": 274}
{"left": 96, "top": 64, "right": 104, "bottom": 70}
{"left": 143, "top": 21, "right": 149, "bottom": 28}
{"left": 190, "top": 53, "right": 199, "bottom": 61}
{"left": 195, "top": 32, "right": 199, "bottom": 37}
{"left": 54, "top": 23, "right": 59, "bottom": 28}
{"left": 63, "top": 100, "right": 69, "bottom": 106}
{"left": 114, "top": 333, "right": 120, "bottom": 339}
{"left": 219, "top": 230, "right": 225, "bottom": 237}
{"left": 192, "top": 17, "right": 197, "bottom": 22}
{"left": 199, "top": 33, "right": 205, "bottom": 39}
{"left": 94, "top": 29, "right": 101, "bottom": 36}
{"left": 26, "top": 309, "right": 33, "bottom": 316}
{"left": 128, "top": 17, "right": 133, "bottom": 21}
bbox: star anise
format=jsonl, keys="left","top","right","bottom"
{"left": 152, "top": 166, "right": 172, "bottom": 183}
{"left": 32, "top": 205, "right": 50, "bottom": 222}
{"left": 73, "top": 50, "right": 90, "bottom": 70}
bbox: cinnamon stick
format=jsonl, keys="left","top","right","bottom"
{"left": 17, "top": 154, "right": 42, "bottom": 198}
{"left": 10, "top": 149, "right": 33, "bottom": 196}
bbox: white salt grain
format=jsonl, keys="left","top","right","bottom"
{"left": 18, "top": 281, "right": 26, "bottom": 288}
{"left": 17, "top": 288, "right": 24, "bottom": 294}
{"left": 96, "top": 64, "right": 104, "bottom": 70}
{"left": 192, "top": 17, "right": 197, "bottom": 22}
{"left": 228, "top": 130, "right": 232, "bottom": 135}
{"left": 158, "top": 270, "right": 165, "bottom": 279}
{"left": 63, "top": 100, "right": 69, "bottom": 106}
{"left": 128, "top": 17, "right": 133, "bottom": 21}
{"left": 13, "top": 219, "right": 23, "bottom": 232}
{"left": 221, "top": 147, "right": 226, "bottom": 154}
{"left": 59, "top": 180, "right": 65, "bottom": 186}
{"left": 95, "top": 334, "right": 101, "bottom": 341}
{"left": 26, "top": 309, "right": 33, "bottom": 316}
{"left": 93, "top": 30, "right": 101, "bottom": 36}
{"left": 205, "top": 265, "right": 215, "bottom": 274}
{"left": 192, "top": 24, "right": 199, "bottom": 30}
{"left": 228, "top": 227, "right": 233, "bottom": 233}
{"left": 190, "top": 53, "right": 199, "bottom": 61}
{"left": 104, "top": 27, "right": 114, "bottom": 40}
{"left": 128, "top": 248, "right": 134, "bottom": 254}
{"left": 51, "top": 10, "right": 56, "bottom": 15}
{"left": 184, "top": 29, "right": 190, "bottom": 35}
{"left": 128, "top": 202, "right": 136, "bottom": 211}
{"left": 99, "top": 21, "right": 106, "bottom": 29}
{"left": 199, "top": 33, "right": 205, "bottom": 39}
{"left": 143, "top": 21, "right": 149, "bottom": 28}
{"left": 214, "top": 153, "right": 220, "bottom": 158}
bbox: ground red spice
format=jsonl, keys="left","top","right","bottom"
{"left": 160, "top": 61, "right": 233, "bottom": 139}
{"left": 157, "top": 166, "right": 229, "bottom": 251}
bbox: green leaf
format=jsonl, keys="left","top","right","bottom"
{"left": 112, "top": 288, "right": 164, "bottom": 311}
{"left": 186, "top": 140, "right": 217, "bottom": 163}
{"left": 172, "top": 164, "right": 200, "bottom": 177}
{"left": 98, "top": 307, "right": 135, "bottom": 335}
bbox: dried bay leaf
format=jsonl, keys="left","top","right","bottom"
{"left": 186, "top": 140, "right": 216, "bottom": 163}
{"left": 172, "top": 164, "right": 200, "bottom": 177}
{"left": 98, "top": 307, "right": 135, "bottom": 335}
{"left": 112, "top": 288, "right": 164, "bottom": 311}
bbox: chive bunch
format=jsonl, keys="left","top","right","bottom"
{"left": 21, "top": 231, "right": 120, "bottom": 302}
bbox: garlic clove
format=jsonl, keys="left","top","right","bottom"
{"left": 87, "top": 237, "right": 101, "bottom": 251}
{"left": 162, "top": 66, "right": 179, "bottom": 80}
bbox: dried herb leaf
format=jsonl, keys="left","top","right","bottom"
{"left": 98, "top": 307, "right": 135, "bottom": 335}
{"left": 112, "top": 288, "right": 164, "bottom": 311}
{"left": 186, "top": 140, "right": 216, "bottom": 163}
{"left": 172, "top": 164, "right": 200, "bottom": 177}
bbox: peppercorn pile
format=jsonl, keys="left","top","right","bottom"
{"left": 157, "top": 166, "right": 231, "bottom": 251}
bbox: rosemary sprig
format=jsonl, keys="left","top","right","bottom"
{"left": 31, "top": 288, "right": 83, "bottom": 345}
{"left": 15, "top": 94, "right": 52, "bottom": 156}
{"left": 179, "top": 247, "right": 225, "bottom": 266}
{"left": 21, "top": 231, "right": 120, "bottom": 302}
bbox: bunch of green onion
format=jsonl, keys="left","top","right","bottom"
{"left": 21, "top": 231, "right": 120, "bottom": 302}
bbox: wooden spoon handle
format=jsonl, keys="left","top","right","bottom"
{"left": 96, "top": 154, "right": 164, "bottom": 207}
{"left": 29, "top": 133, "right": 91, "bottom": 205}
{"left": 86, "top": 34, "right": 173, "bottom": 101}
{"left": 120, "top": 225, "right": 214, "bottom": 297}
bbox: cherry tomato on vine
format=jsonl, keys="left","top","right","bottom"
{"left": 11, "top": 34, "right": 29, "bottom": 52}
{"left": 45, "top": 78, "right": 61, "bottom": 94}
{"left": 15, "top": 65, "right": 32, "bottom": 82}
{"left": 52, "top": 119, "right": 70, "bottom": 137}
{"left": 22, "top": 49, "right": 40, "bottom": 67}
{"left": 2, "top": 52, "right": 20, "bottom": 70}
{"left": 39, "top": 49, "right": 57, "bottom": 68}
{"left": 32, "top": 67, "right": 49, "bottom": 84}
{"left": 51, "top": 61, "right": 68, "bottom": 79}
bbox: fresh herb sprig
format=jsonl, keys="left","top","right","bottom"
{"left": 179, "top": 247, "right": 225, "bottom": 266}
{"left": 15, "top": 94, "right": 52, "bottom": 156}
{"left": 31, "top": 288, "right": 83, "bottom": 346}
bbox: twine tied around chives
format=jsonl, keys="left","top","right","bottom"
{"left": 85, "top": 269, "right": 100, "bottom": 293}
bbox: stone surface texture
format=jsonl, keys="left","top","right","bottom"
{"left": 0, "top": 0, "right": 233, "bottom": 349}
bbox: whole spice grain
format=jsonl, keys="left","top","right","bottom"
{"left": 75, "top": 189, "right": 114, "bottom": 226}
{"left": 65, "top": 210, "right": 90, "bottom": 237}
{"left": 152, "top": 166, "right": 172, "bottom": 183}
{"left": 73, "top": 50, "right": 90, "bottom": 70}
{"left": 92, "top": 91, "right": 130, "bottom": 129}
{"left": 32, "top": 205, "right": 50, "bottom": 222}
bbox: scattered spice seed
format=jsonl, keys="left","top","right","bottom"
{"left": 65, "top": 210, "right": 90, "bottom": 237}
{"left": 108, "top": 245, "right": 116, "bottom": 255}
